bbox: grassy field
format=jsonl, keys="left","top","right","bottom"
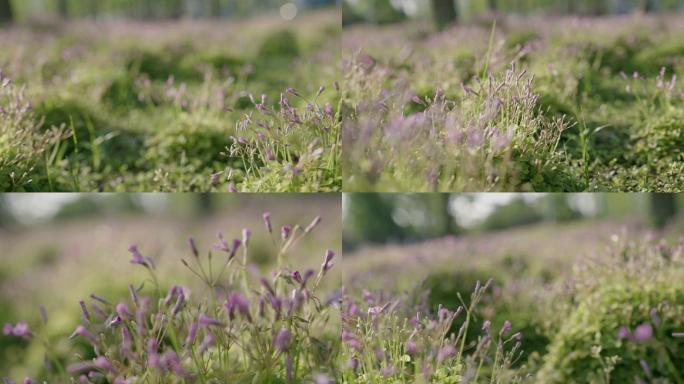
{"left": 343, "top": 15, "right": 684, "bottom": 192}
{"left": 342, "top": 217, "right": 684, "bottom": 382}
{"left": 0, "top": 197, "right": 342, "bottom": 381}
{"left": 0, "top": 9, "right": 341, "bottom": 192}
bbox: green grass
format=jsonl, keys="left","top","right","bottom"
{"left": 343, "top": 15, "right": 684, "bottom": 192}
{"left": 0, "top": 10, "right": 341, "bottom": 192}
{"left": 343, "top": 217, "right": 684, "bottom": 382}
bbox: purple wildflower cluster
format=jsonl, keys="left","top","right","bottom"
{"left": 2, "top": 212, "right": 338, "bottom": 383}
{"left": 219, "top": 83, "right": 341, "bottom": 192}
{"left": 340, "top": 278, "right": 523, "bottom": 382}
{"left": 342, "top": 49, "right": 567, "bottom": 191}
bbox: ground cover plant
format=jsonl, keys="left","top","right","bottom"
{"left": 344, "top": 214, "right": 684, "bottom": 382}
{"left": 1, "top": 210, "right": 343, "bottom": 383}
{"left": 0, "top": 204, "right": 530, "bottom": 384}
{"left": 0, "top": 9, "right": 340, "bottom": 192}
{"left": 342, "top": 15, "right": 684, "bottom": 192}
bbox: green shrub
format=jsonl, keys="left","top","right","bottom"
{"left": 257, "top": 30, "right": 300, "bottom": 59}
{"left": 101, "top": 74, "right": 146, "bottom": 109}
{"left": 142, "top": 114, "right": 230, "bottom": 167}
{"left": 538, "top": 239, "right": 684, "bottom": 383}
{"left": 126, "top": 49, "right": 202, "bottom": 82}
{"left": 539, "top": 283, "right": 684, "bottom": 383}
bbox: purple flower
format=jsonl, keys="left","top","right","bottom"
{"left": 71, "top": 325, "right": 98, "bottom": 345}
{"left": 618, "top": 325, "right": 631, "bottom": 339}
{"left": 79, "top": 300, "right": 90, "bottom": 322}
{"left": 482, "top": 320, "right": 491, "bottom": 333}
{"left": 128, "top": 245, "right": 155, "bottom": 269}
{"left": 94, "top": 356, "right": 115, "bottom": 372}
{"left": 225, "top": 292, "right": 251, "bottom": 321}
{"left": 198, "top": 332, "right": 215, "bottom": 355}
{"left": 324, "top": 103, "right": 334, "bottom": 118}
{"left": 116, "top": 303, "right": 132, "bottom": 318}
{"left": 263, "top": 212, "right": 272, "bottom": 233}
{"left": 347, "top": 358, "right": 359, "bottom": 370}
{"left": 341, "top": 330, "right": 360, "bottom": 350}
{"left": 321, "top": 250, "right": 335, "bottom": 272}
{"left": 281, "top": 225, "right": 292, "bottom": 240}
{"left": 147, "top": 339, "right": 160, "bottom": 368}
{"left": 213, "top": 232, "right": 230, "bottom": 252}
{"left": 274, "top": 328, "right": 292, "bottom": 353}
{"left": 198, "top": 314, "right": 224, "bottom": 328}
{"left": 381, "top": 365, "right": 396, "bottom": 377}
{"left": 437, "top": 345, "right": 456, "bottom": 363}
{"left": 187, "top": 237, "right": 199, "bottom": 258}
{"left": 108, "top": 316, "right": 124, "bottom": 327}
{"left": 23, "top": 379, "right": 33, "bottom": 384}
{"left": 161, "top": 351, "right": 188, "bottom": 376}
{"left": 242, "top": 228, "right": 251, "bottom": 246}
{"left": 121, "top": 327, "right": 132, "bottom": 350}
{"left": 128, "top": 245, "right": 146, "bottom": 266}
{"left": 314, "top": 374, "right": 332, "bottom": 384}
{"left": 405, "top": 340, "right": 417, "bottom": 355}
{"left": 633, "top": 323, "right": 653, "bottom": 343}
{"left": 499, "top": 320, "right": 512, "bottom": 337}
{"left": 4, "top": 321, "right": 31, "bottom": 338}
{"left": 186, "top": 322, "right": 198, "bottom": 346}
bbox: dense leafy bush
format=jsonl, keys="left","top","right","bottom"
{"left": 539, "top": 238, "right": 684, "bottom": 382}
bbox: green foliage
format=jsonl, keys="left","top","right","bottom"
{"left": 344, "top": 16, "right": 684, "bottom": 192}
{"left": 538, "top": 238, "right": 684, "bottom": 382}
{"left": 0, "top": 11, "right": 340, "bottom": 192}
{"left": 257, "top": 29, "right": 300, "bottom": 59}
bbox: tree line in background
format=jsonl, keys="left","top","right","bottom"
{"left": 343, "top": 194, "right": 681, "bottom": 248}
{"left": 343, "top": 0, "right": 684, "bottom": 28}
{"left": 0, "top": 0, "right": 337, "bottom": 23}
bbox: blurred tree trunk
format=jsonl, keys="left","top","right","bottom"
{"left": 196, "top": 194, "right": 213, "bottom": 217}
{"left": 642, "top": 0, "right": 657, "bottom": 12}
{"left": 437, "top": 194, "right": 457, "bottom": 235}
{"left": 650, "top": 194, "right": 677, "bottom": 229}
{"left": 567, "top": 0, "right": 577, "bottom": 13}
{"left": 168, "top": 0, "right": 184, "bottom": 18}
{"left": 431, "top": 0, "right": 458, "bottom": 30}
{"left": 89, "top": 0, "right": 99, "bottom": 18}
{"left": 0, "top": 0, "right": 12, "bottom": 23}
{"left": 58, "top": 0, "right": 69, "bottom": 18}
{"left": 142, "top": 0, "right": 154, "bottom": 19}
{"left": 210, "top": 0, "right": 221, "bottom": 18}
{"left": 488, "top": 0, "right": 497, "bottom": 11}
{"left": 590, "top": 0, "right": 608, "bottom": 15}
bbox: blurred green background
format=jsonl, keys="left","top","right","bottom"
{"left": 1, "top": 0, "right": 339, "bottom": 21}
{"left": 0, "top": 193, "right": 341, "bottom": 378}
{"left": 343, "top": 193, "right": 683, "bottom": 249}
{"left": 343, "top": 0, "right": 684, "bottom": 27}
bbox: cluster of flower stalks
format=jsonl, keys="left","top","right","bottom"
{"left": 218, "top": 84, "right": 342, "bottom": 192}
{"left": 1, "top": 213, "right": 521, "bottom": 383}
{"left": 340, "top": 281, "right": 522, "bottom": 384}
{"left": 2, "top": 213, "right": 339, "bottom": 383}
{"left": 0, "top": 69, "right": 64, "bottom": 190}
{"left": 342, "top": 53, "right": 568, "bottom": 192}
